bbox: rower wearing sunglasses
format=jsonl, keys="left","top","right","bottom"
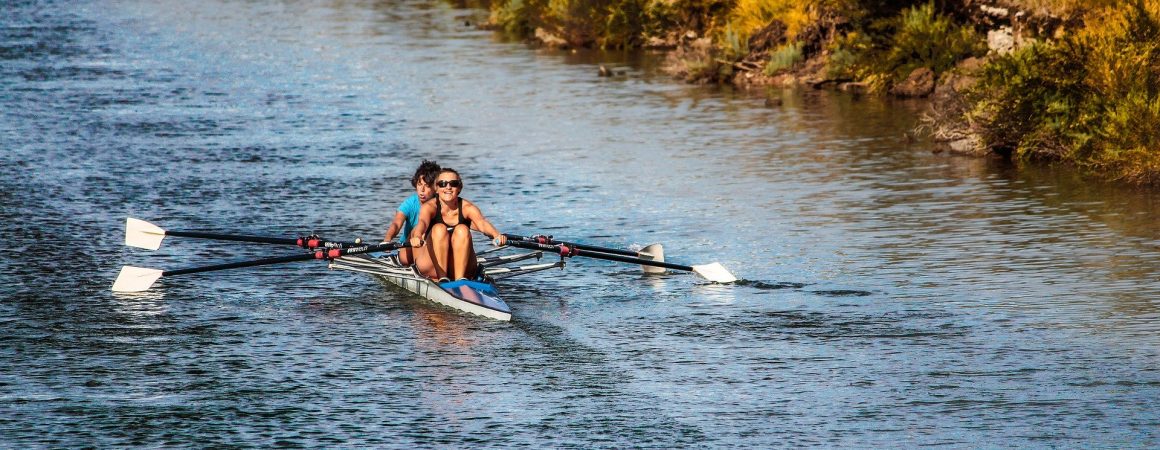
{"left": 408, "top": 168, "right": 508, "bottom": 281}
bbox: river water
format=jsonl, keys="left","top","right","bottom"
{"left": 3, "top": 0, "right": 1158, "bottom": 447}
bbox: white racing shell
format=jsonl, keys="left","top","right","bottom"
{"left": 330, "top": 254, "right": 512, "bottom": 321}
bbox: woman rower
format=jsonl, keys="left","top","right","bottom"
{"left": 408, "top": 168, "right": 507, "bottom": 281}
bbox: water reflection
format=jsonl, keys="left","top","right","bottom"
{"left": 409, "top": 309, "right": 484, "bottom": 426}
{"left": 691, "top": 282, "right": 736, "bottom": 306}
{"left": 412, "top": 307, "right": 477, "bottom": 349}
{"left": 640, "top": 272, "right": 671, "bottom": 294}
{"left": 109, "top": 291, "right": 170, "bottom": 317}
{"left": 2, "top": 0, "right": 1158, "bottom": 447}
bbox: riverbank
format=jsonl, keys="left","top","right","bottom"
{"left": 486, "top": 0, "right": 1160, "bottom": 186}
{"left": 5, "top": 1, "right": 1159, "bottom": 447}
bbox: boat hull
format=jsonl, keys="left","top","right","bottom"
{"left": 330, "top": 255, "right": 512, "bottom": 321}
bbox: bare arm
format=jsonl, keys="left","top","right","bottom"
{"left": 465, "top": 201, "right": 506, "bottom": 246}
{"left": 408, "top": 201, "right": 436, "bottom": 247}
{"left": 383, "top": 210, "right": 407, "bottom": 242}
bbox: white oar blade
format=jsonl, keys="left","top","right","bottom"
{"left": 112, "top": 266, "right": 164, "bottom": 292}
{"left": 637, "top": 243, "right": 666, "bottom": 274}
{"left": 691, "top": 262, "right": 738, "bottom": 283}
{"left": 125, "top": 217, "right": 166, "bottom": 250}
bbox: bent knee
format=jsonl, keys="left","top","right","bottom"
{"left": 451, "top": 224, "right": 472, "bottom": 243}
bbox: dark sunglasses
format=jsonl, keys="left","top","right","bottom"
{"left": 436, "top": 179, "right": 462, "bottom": 188}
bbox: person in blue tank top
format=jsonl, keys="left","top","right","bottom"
{"left": 383, "top": 160, "right": 440, "bottom": 266}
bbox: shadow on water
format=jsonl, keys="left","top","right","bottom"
{"left": 809, "top": 289, "right": 874, "bottom": 297}
{"left": 668, "top": 307, "right": 968, "bottom": 341}
{"left": 738, "top": 279, "right": 874, "bottom": 298}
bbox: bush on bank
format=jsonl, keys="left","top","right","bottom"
{"left": 823, "top": 1, "right": 984, "bottom": 89}
{"left": 489, "top": 0, "right": 731, "bottom": 48}
{"left": 966, "top": 0, "right": 1160, "bottom": 184}
{"left": 485, "top": 0, "right": 1160, "bottom": 184}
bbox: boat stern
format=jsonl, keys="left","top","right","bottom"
{"left": 438, "top": 279, "right": 512, "bottom": 321}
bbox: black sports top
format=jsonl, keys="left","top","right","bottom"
{"left": 433, "top": 199, "right": 471, "bottom": 229}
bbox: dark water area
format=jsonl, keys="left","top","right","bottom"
{"left": 2, "top": 0, "right": 1158, "bottom": 447}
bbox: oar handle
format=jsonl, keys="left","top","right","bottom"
{"left": 163, "top": 242, "right": 402, "bottom": 277}
{"left": 505, "top": 240, "right": 695, "bottom": 272}
{"left": 503, "top": 234, "right": 640, "bottom": 257}
{"left": 166, "top": 230, "right": 360, "bottom": 249}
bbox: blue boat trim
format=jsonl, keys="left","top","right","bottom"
{"left": 438, "top": 279, "right": 510, "bottom": 314}
{"left": 440, "top": 279, "right": 499, "bottom": 294}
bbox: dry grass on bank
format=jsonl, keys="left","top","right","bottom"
{"left": 967, "top": 0, "right": 1160, "bottom": 184}
{"left": 484, "top": 0, "right": 1160, "bottom": 184}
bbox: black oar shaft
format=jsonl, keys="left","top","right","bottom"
{"left": 577, "top": 250, "right": 693, "bottom": 271}
{"left": 162, "top": 243, "right": 399, "bottom": 277}
{"left": 163, "top": 254, "right": 314, "bottom": 276}
{"left": 167, "top": 230, "right": 300, "bottom": 246}
{"left": 503, "top": 234, "right": 640, "bottom": 257}
{"left": 561, "top": 242, "right": 639, "bottom": 257}
{"left": 505, "top": 240, "right": 694, "bottom": 272}
{"left": 166, "top": 230, "right": 358, "bottom": 248}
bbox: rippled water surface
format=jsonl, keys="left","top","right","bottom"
{"left": 3, "top": 0, "right": 1159, "bottom": 447}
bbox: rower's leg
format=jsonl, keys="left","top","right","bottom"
{"left": 410, "top": 230, "right": 438, "bottom": 278}
{"left": 410, "top": 243, "right": 436, "bottom": 278}
{"left": 429, "top": 226, "right": 451, "bottom": 280}
{"left": 398, "top": 246, "right": 414, "bottom": 266}
{"left": 464, "top": 246, "right": 479, "bottom": 280}
{"left": 450, "top": 224, "right": 475, "bottom": 280}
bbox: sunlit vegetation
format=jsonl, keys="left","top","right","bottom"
{"left": 483, "top": 0, "right": 1160, "bottom": 183}
{"left": 489, "top": 0, "right": 731, "bottom": 49}
{"left": 764, "top": 41, "right": 803, "bottom": 75}
{"left": 881, "top": 2, "right": 983, "bottom": 78}
{"left": 966, "top": 0, "right": 1160, "bottom": 183}
{"left": 1003, "top": 0, "right": 1119, "bottom": 19}
{"left": 821, "top": 1, "right": 984, "bottom": 89}
{"left": 725, "top": 0, "right": 811, "bottom": 42}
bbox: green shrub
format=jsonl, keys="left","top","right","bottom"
{"left": 765, "top": 41, "right": 803, "bottom": 75}
{"left": 599, "top": 0, "right": 646, "bottom": 47}
{"left": 881, "top": 1, "right": 985, "bottom": 80}
{"left": 966, "top": 0, "right": 1160, "bottom": 183}
{"left": 490, "top": 0, "right": 732, "bottom": 49}
{"left": 967, "top": 42, "right": 1089, "bottom": 159}
{"left": 720, "top": 25, "right": 748, "bottom": 61}
{"left": 813, "top": 2, "right": 983, "bottom": 90}
{"left": 825, "top": 29, "right": 874, "bottom": 80}
{"left": 491, "top": 0, "right": 539, "bottom": 36}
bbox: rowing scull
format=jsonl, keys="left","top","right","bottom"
{"left": 328, "top": 249, "right": 563, "bottom": 321}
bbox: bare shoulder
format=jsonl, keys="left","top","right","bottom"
{"left": 461, "top": 199, "right": 484, "bottom": 218}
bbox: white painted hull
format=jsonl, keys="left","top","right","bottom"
{"left": 330, "top": 255, "right": 512, "bottom": 321}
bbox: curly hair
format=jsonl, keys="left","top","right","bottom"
{"left": 410, "top": 160, "right": 441, "bottom": 187}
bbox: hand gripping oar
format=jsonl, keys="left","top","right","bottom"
{"left": 503, "top": 239, "right": 737, "bottom": 283}
{"left": 125, "top": 217, "right": 360, "bottom": 251}
{"left": 503, "top": 234, "right": 666, "bottom": 274}
{"left": 112, "top": 242, "right": 402, "bottom": 292}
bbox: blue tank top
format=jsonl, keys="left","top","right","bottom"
{"left": 397, "top": 193, "right": 422, "bottom": 243}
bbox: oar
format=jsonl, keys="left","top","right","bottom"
{"left": 504, "top": 240, "right": 737, "bottom": 283}
{"left": 503, "top": 234, "right": 660, "bottom": 257}
{"left": 503, "top": 233, "right": 666, "bottom": 274}
{"left": 112, "top": 242, "right": 402, "bottom": 292}
{"left": 126, "top": 217, "right": 358, "bottom": 250}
